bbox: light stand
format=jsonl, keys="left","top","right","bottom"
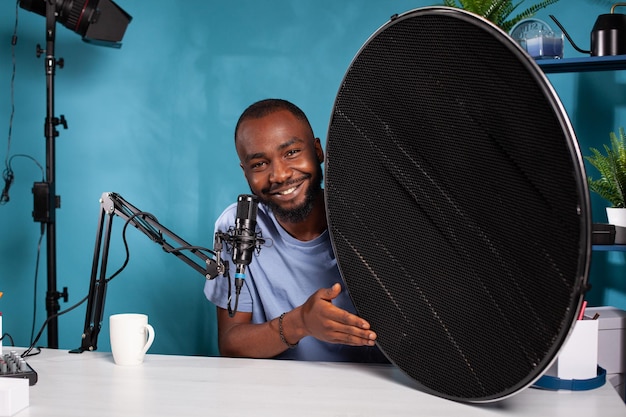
{"left": 20, "top": 0, "right": 132, "bottom": 348}
{"left": 29, "top": 1, "right": 68, "bottom": 349}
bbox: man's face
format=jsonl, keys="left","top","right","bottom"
{"left": 236, "top": 110, "right": 324, "bottom": 223}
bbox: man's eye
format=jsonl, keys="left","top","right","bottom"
{"left": 251, "top": 161, "right": 266, "bottom": 169}
{"left": 286, "top": 149, "right": 300, "bottom": 157}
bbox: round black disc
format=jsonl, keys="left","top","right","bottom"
{"left": 325, "top": 7, "right": 591, "bottom": 402}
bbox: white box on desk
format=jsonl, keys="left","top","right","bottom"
{"left": 0, "top": 378, "right": 28, "bottom": 416}
{"left": 586, "top": 306, "right": 626, "bottom": 400}
{"left": 585, "top": 306, "right": 626, "bottom": 375}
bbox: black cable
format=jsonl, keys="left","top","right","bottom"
{"left": 22, "top": 294, "right": 88, "bottom": 358}
{"left": 1, "top": 2, "right": 20, "bottom": 205}
{"left": 2, "top": 4, "right": 44, "bottom": 205}
{"left": 104, "top": 212, "right": 137, "bottom": 283}
{"left": 21, "top": 215, "right": 138, "bottom": 357}
{"left": 1, "top": 154, "right": 45, "bottom": 205}
{"left": 22, "top": 249, "right": 133, "bottom": 358}
{"left": 125, "top": 211, "right": 217, "bottom": 273}
{"left": 0, "top": 332, "right": 15, "bottom": 347}
{"left": 9, "top": 154, "right": 44, "bottom": 178}
{"left": 105, "top": 210, "right": 167, "bottom": 284}
{"left": 30, "top": 224, "right": 45, "bottom": 345}
{"left": 224, "top": 261, "right": 240, "bottom": 318}
{"left": 4, "top": 0, "right": 19, "bottom": 164}
{"left": 163, "top": 244, "right": 217, "bottom": 254}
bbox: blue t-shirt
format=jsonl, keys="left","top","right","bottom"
{"left": 203, "top": 201, "right": 387, "bottom": 363}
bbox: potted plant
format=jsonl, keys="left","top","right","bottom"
{"left": 585, "top": 127, "right": 626, "bottom": 243}
{"left": 442, "top": 0, "right": 561, "bottom": 32}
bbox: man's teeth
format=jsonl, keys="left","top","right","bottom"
{"left": 279, "top": 186, "right": 297, "bottom": 195}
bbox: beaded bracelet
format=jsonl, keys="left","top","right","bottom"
{"left": 278, "top": 312, "right": 299, "bottom": 349}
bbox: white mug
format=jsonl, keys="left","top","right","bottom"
{"left": 109, "top": 313, "right": 155, "bottom": 366}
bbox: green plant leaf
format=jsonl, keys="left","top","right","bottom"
{"left": 440, "top": 0, "right": 561, "bottom": 32}
{"left": 585, "top": 127, "right": 626, "bottom": 208}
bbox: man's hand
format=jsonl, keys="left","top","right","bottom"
{"left": 292, "top": 283, "right": 377, "bottom": 346}
{"left": 216, "top": 283, "right": 377, "bottom": 358}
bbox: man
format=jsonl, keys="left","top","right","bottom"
{"left": 204, "top": 99, "right": 387, "bottom": 362}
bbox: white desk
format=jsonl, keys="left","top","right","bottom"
{"left": 10, "top": 348, "right": 626, "bottom": 417}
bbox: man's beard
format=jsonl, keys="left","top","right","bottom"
{"left": 259, "top": 164, "right": 323, "bottom": 223}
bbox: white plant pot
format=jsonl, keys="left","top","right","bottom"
{"left": 606, "top": 207, "right": 626, "bottom": 244}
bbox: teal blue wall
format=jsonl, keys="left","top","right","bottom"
{"left": 0, "top": 0, "right": 624, "bottom": 356}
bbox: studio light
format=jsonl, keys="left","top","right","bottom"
{"left": 19, "top": 0, "right": 132, "bottom": 48}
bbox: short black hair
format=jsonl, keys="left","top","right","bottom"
{"left": 234, "top": 98, "right": 313, "bottom": 142}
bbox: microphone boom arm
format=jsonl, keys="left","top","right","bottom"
{"left": 71, "top": 192, "right": 225, "bottom": 353}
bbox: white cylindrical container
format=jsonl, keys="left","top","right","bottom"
{"left": 606, "top": 207, "right": 626, "bottom": 244}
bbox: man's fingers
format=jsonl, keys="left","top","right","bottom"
{"left": 319, "top": 312, "right": 377, "bottom": 345}
{"left": 328, "top": 327, "right": 377, "bottom": 346}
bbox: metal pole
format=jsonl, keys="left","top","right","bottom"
{"left": 42, "top": 1, "right": 64, "bottom": 348}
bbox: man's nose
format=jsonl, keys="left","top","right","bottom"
{"left": 270, "top": 160, "right": 291, "bottom": 183}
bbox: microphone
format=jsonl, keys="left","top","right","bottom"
{"left": 231, "top": 194, "right": 261, "bottom": 291}
{"left": 215, "top": 194, "right": 265, "bottom": 317}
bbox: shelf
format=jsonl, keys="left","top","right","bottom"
{"left": 536, "top": 55, "right": 626, "bottom": 74}
{"left": 592, "top": 245, "right": 626, "bottom": 252}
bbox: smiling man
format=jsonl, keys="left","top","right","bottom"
{"left": 203, "top": 99, "right": 388, "bottom": 362}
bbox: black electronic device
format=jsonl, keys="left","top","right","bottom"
{"left": 0, "top": 351, "right": 38, "bottom": 386}
{"left": 19, "top": 0, "right": 132, "bottom": 48}
{"left": 592, "top": 223, "right": 616, "bottom": 245}
{"left": 325, "top": 7, "right": 591, "bottom": 403}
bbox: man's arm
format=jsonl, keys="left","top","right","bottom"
{"left": 216, "top": 283, "right": 377, "bottom": 358}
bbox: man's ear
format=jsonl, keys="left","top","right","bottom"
{"left": 239, "top": 162, "right": 249, "bottom": 181}
{"left": 314, "top": 138, "right": 324, "bottom": 163}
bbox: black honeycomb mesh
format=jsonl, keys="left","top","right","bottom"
{"left": 325, "top": 8, "right": 591, "bottom": 402}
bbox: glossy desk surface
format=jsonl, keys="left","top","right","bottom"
{"left": 11, "top": 347, "right": 626, "bottom": 417}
